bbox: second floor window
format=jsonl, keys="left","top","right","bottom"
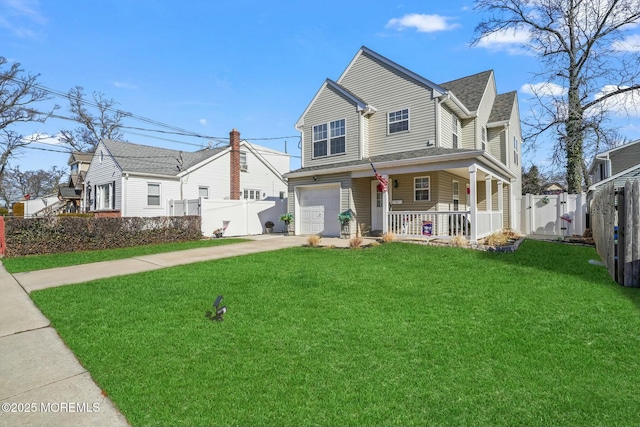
{"left": 452, "top": 114, "right": 459, "bottom": 149}
{"left": 313, "top": 119, "right": 346, "bottom": 158}
{"left": 513, "top": 136, "right": 519, "bottom": 166}
{"left": 388, "top": 109, "right": 409, "bottom": 134}
{"left": 240, "top": 152, "right": 248, "bottom": 171}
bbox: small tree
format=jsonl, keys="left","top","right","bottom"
{"left": 522, "top": 165, "right": 543, "bottom": 195}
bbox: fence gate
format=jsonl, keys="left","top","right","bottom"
{"left": 521, "top": 193, "right": 586, "bottom": 236}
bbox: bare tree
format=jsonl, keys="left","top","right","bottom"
{"left": 0, "top": 57, "right": 55, "bottom": 181}
{"left": 0, "top": 166, "right": 66, "bottom": 208}
{"left": 472, "top": 0, "right": 640, "bottom": 193}
{"left": 59, "top": 86, "right": 128, "bottom": 152}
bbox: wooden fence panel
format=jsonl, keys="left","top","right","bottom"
{"left": 630, "top": 180, "right": 640, "bottom": 287}
{"left": 0, "top": 216, "right": 5, "bottom": 256}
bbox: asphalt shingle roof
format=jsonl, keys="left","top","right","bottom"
{"left": 440, "top": 70, "right": 493, "bottom": 112}
{"left": 286, "top": 147, "right": 479, "bottom": 175}
{"left": 102, "top": 140, "right": 225, "bottom": 176}
{"left": 489, "top": 91, "right": 517, "bottom": 123}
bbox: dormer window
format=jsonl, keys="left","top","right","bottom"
{"left": 388, "top": 109, "right": 409, "bottom": 134}
{"left": 313, "top": 119, "right": 346, "bottom": 158}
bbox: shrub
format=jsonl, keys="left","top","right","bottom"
{"left": 0, "top": 207, "right": 8, "bottom": 216}
{"left": 265, "top": 221, "right": 275, "bottom": 228}
{"left": 484, "top": 230, "right": 511, "bottom": 246}
{"left": 12, "top": 202, "right": 24, "bottom": 217}
{"left": 450, "top": 235, "right": 468, "bottom": 248}
{"left": 381, "top": 232, "right": 395, "bottom": 243}
{"left": 349, "top": 236, "right": 364, "bottom": 249}
{"left": 307, "top": 235, "right": 322, "bottom": 247}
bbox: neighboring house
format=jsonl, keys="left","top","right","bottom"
{"left": 588, "top": 139, "right": 640, "bottom": 191}
{"left": 83, "top": 129, "right": 289, "bottom": 217}
{"left": 542, "top": 182, "right": 567, "bottom": 195}
{"left": 285, "top": 46, "right": 522, "bottom": 239}
{"left": 58, "top": 151, "right": 93, "bottom": 213}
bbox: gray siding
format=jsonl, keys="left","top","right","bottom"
{"left": 302, "top": 85, "right": 361, "bottom": 168}
{"left": 339, "top": 52, "right": 436, "bottom": 156}
{"left": 440, "top": 106, "right": 453, "bottom": 149}
{"left": 352, "top": 178, "right": 372, "bottom": 235}
{"left": 610, "top": 143, "right": 640, "bottom": 175}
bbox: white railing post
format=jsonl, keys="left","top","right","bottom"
{"left": 382, "top": 175, "right": 389, "bottom": 234}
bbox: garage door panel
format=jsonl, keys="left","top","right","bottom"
{"left": 299, "top": 186, "right": 340, "bottom": 237}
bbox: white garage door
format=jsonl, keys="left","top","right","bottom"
{"left": 299, "top": 186, "right": 341, "bottom": 236}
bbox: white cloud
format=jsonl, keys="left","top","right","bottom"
{"left": 595, "top": 85, "right": 640, "bottom": 116}
{"left": 612, "top": 34, "right": 640, "bottom": 52}
{"left": 0, "top": 0, "right": 46, "bottom": 38}
{"left": 113, "top": 81, "right": 138, "bottom": 90}
{"left": 386, "top": 14, "right": 460, "bottom": 33}
{"left": 199, "top": 119, "right": 207, "bottom": 126}
{"left": 521, "top": 82, "right": 566, "bottom": 97}
{"left": 474, "top": 28, "right": 531, "bottom": 55}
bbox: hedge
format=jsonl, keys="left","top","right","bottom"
{"left": 3, "top": 216, "right": 203, "bottom": 257}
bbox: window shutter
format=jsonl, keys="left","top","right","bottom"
{"left": 93, "top": 185, "right": 96, "bottom": 210}
{"left": 112, "top": 181, "right": 116, "bottom": 209}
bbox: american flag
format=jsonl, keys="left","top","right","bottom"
{"left": 370, "top": 160, "right": 388, "bottom": 192}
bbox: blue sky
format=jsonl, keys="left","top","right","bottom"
{"left": 2, "top": 0, "right": 639, "bottom": 175}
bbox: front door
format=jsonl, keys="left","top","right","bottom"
{"left": 371, "top": 180, "right": 383, "bottom": 231}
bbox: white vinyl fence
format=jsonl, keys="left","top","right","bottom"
{"left": 520, "top": 192, "right": 587, "bottom": 236}
{"left": 199, "top": 199, "right": 287, "bottom": 237}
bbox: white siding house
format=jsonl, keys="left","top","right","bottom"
{"left": 84, "top": 130, "right": 289, "bottom": 218}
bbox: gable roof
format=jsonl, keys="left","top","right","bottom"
{"left": 588, "top": 163, "right": 640, "bottom": 192}
{"left": 295, "top": 79, "right": 376, "bottom": 129}
{"left": 488, "top": 91, "right": 517, "bottom": 124}
{"left": 101, "top": 140, "right": 225, "bottom": 176}
{"left": 440, "top": 70, "right": 493, "bottom": 113}
{"left": 68, "top": 151, "right": 93, "bottom": 165}
{"left": 338, "top": 46, "right": 448, "bottom": 96}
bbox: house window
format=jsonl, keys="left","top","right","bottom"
{"left": 313, "top": 119, "right": 346, "bottom": 158}
{"left": 240, "top": 152, "right": 248, "bottom": 172}
{"left": 330, "top": 119, "right": 346, "bottom": 154}
{"left": 414, "top": 176, "right": 430, "bottom": 201}
{"left": 452, "top": 114, "right": 459, "bottom": 149}
{"left": 388, "top": 109, "right": 409, "bottom": 134}
{"left": 199, "top": 186, "right": 209, "bottom": 199}
{"left": 96, "top": 183, "right": 111, "bottom": 210}
{"left": 243, "top": 189, "right": 261, "bottom": 200}
{"left": 481, "top": 127, "right": 487, "bottom": 151}
{"left": 452, "top": 180, "right": 460, "bottom": 211}
{"left": 513, "top": 136, "right": 519, "bottom": 165}
{"left": 70, "top": 164, "right": 79, "bottom": 175}
{"left": 147, "top": 183, "right": 161, "bottom": 206}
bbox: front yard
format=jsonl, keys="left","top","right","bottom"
{"left": 30, "top": 240, "right": 640, "bottom": 426}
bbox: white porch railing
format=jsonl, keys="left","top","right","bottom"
{"left": 387, "top": 210, "right": 503, "bottom": 240}
{"left": 387, "top": 211, "right": 471, "bottom": 239}
{"left": 476, "top": 211, "right": 503, "bottom": 239}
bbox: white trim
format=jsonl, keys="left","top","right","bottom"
{"left": 312, "top": 118, "right": 347, "bottom": 159}
{"left": 587, "top": 163, "right": 640, "bottom": 192}
{"left": 293, "top": 182, "right": 341, "bottom": 236}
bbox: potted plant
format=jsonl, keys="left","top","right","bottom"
{"left": 338, "top": 209, "right": 353, "bottom": 238}
{"left": 279, "top": 213, "right": 294, "bottom": 235}
{"left": 265, "top": 220, "right": 275, "bottom": 234}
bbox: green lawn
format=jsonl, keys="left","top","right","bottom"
{"left": 0, "top": 238, "right": 249, "bottom": 273}
{"left": 30, "top": 240, "right": 640, "bottom": 426}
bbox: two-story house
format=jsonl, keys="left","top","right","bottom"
{"left": 84, "top": 129, "right": 289, "bottom": 217}
{"left": 285, "top": 46, "right": 522, "bottom": 240}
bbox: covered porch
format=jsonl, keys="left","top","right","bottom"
{"left": 353, "top": 163, "right": 514, "bottom": 241}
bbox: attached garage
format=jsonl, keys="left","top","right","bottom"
{"left": 297, "top": 185, "right": 341, "bottom": 236}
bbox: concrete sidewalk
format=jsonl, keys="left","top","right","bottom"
{"left": 0, "top": 234, "right": 355, "bottom": 426}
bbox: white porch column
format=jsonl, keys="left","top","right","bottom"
{"left": 497, "top": 180, "right": 504, "bottom": 229}
{"left": 485, "top": 175, "right": 493, "bottom": 231}
{"left": 469, "top": 165, "right": 478, "bottom": 242}
{"left": 382, "top": 174, "right": 389, "bottom": 234}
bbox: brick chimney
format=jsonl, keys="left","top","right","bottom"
{"left": 229, "top": 128, "right": 241, "bottom": 200}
